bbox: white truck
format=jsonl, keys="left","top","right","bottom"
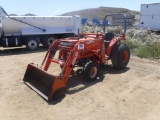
{"left": 0, "top": 7, "right": 81, "bottom": 50}
{"left": 139, "top": 3, "right": 160, "bottom": 31}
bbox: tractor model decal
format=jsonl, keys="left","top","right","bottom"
{"left": 78, "top": 44, "right": 84, "bottom": 50}
{"left": 72, "top": 52, "right": 78, "bottom": 65}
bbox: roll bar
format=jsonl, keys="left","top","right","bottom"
{"left": 103, "top": 14, "right": 127, "bottom": 34}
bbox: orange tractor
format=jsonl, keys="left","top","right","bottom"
{"left": 23, "top": 14, "right": 130, "bottom": 102}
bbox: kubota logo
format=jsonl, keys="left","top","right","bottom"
{"left": 72, "top": 52, "right": 78, "bottom": 65}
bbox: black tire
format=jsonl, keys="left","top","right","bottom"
{"left": 26, "top": 38, "right": 39, "bottom": 50}
{"left": 83, "top": 61, "right": 99, "bottom": 82}
{"left": 111, "top": 43, "right": 130, "bottom": 69}
{"left": 42, "top": 35, "right": 57, "bottom": 48}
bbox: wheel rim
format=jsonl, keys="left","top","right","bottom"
{"left": 47, "top": 37, "right": 56, "bottom": 47}
{"left": 28, "top": 40, "right": 38, "bottom": 49}
{"left": 90, "top": 67, "right": 98, "bottom": 79}
{"left": 122, "top": 51, "right": 128, "bottom": 63}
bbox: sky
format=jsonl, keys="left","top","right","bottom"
{"left": 0, "top": 0, "right": 160, "bottom": 16}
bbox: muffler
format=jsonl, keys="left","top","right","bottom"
{"left": 23, "top": 63, "right": 66, "bottom": 102}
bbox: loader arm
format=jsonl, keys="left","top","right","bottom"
{"left": 23, "top": 39, "right": 87, "bottom": 102}
{"left": 43, "top": 40, "right": 60, "bottom": 71}
{"left": 61, "top": 42, "right": 82, "bottom": 83}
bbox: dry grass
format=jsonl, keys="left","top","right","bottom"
{"left": 126, "top": 29, "right": 160, "bottom": 44}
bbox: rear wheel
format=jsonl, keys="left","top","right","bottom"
{"left": 83, "top": 61, "right": 99, "bottom": 82}
{"left": 43, "top": 35, "right": 57, "bottom": 48}
{"left": 111, "top": 43, "right": 130, "bottom": 69}
{"left": 26, "top": 38, "right": 39, "bottom": 50}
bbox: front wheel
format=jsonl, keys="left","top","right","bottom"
{"left": 111, "top": 43, "right": 130, "bottom": 69}
{"left": 83, "top": 61, "right": 99, "bottom": 82}
{"left": 26, "top": 38, "right": 39, "bottom": 50}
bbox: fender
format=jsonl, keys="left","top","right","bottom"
{"left": 106, "top": 34, "right": 125, "bottom": 56}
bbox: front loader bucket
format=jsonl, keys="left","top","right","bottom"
{"left": 23, "top": 64, "right": 66, "bottom": 102}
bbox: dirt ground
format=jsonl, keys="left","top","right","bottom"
{"left": 0, "top": 46, "right": 160, "bottom": 120}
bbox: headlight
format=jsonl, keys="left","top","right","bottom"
{"left": 60, "top": 42, "right": 74, "bottom": 47}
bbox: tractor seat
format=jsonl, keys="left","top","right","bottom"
{"left": 104, "top": 32, "right": 114, "bottom": 48}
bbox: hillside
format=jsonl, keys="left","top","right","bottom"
{"left": 62, "top": 6, "right": 140, "bottom": 20}
{"left": 9, "top": 6, "right": 140, "bottom": 19}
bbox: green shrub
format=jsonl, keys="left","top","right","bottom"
{"left": 123, "top": 40, "right": 160, "bottom": 59}
{"left": 137, "top": 42, "right": 160, "bottom": 59}
{"left": 137, "top": 47, "right": 151, "bottom": 58}
{"left": 123, "top": 40, "right": 139, "bottom": 49}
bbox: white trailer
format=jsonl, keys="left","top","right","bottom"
{"left": 139, "top": 3, "right": 160, "bottom": 31}
{"left": 0, "top": 7, "right": 81, "bottom": 50}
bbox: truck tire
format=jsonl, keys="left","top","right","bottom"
{"left": 111, "top": 43, "right": 130, "bottom": 69}
{"left": 26, "top": 38, "right": 39, "bottom": 50}
{"left": 42, "top": 35, "right": 57, "bottom": 48}
{"left": 83, "top": 61, "right": 99, "bottom": 82}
